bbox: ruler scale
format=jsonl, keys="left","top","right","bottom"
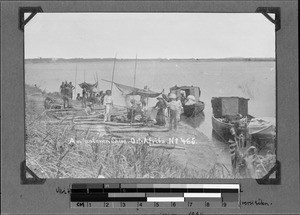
{"left": 70, "top": 183, "right": 239, "bottom": 208}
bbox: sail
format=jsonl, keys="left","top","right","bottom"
{"left": 79, "top": 82, "right": 98, "bottom": 91}
{"left": 102, "top": 79, "right": 162, "bottom": 98}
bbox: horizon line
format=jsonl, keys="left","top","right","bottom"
{"left": 25, "top": 57, "right": 275, "bottom": 60}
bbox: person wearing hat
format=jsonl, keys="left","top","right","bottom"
{"left": 127, "top": 99, "right": 137, "bottom": 121}
{"left": 82, "top": 87, "right": 87, "bottom": 108}
{"left": 164, "top": 93, "right": 182, "bottom": 130}
{"left": 103, "top": 90, "right": 113, "bottom": 122}
{"left": 134, "top": 101, "right": 144, "bottom": 121}
{"left": 154, "top": 97, "right": 167, "bottom": 126}
{"left": 179, "top": 90, "right": 187, "bottom": 105}
{"left": 85, "top": 102, "right": 94, "bottom": 115}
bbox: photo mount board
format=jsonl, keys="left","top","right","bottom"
{"left": 1, "top": 1, "right": 298, "bottom": 214}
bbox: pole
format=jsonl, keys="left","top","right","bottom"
{"left": 133, "top": 53, "right": 137, "bottom": 88}
{"left": 75, "top": 64, "right": 77, "bottom": 100}
{"left": 111, "top": 53, "right": 117, "bottom": 93}
{"left": 131, "top": 54, "right": 138, "bottom": 127}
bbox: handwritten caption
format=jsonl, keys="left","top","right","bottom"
{"left": 69, "top": 137, "right": 197, "bottom": 146}
{"left": 56, "top": 186, "right": 70, "bottom": 195}
{"left": 242, "top": 199, "right": 272, "bottom": 206}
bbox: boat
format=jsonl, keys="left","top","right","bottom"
{"left": 211, "top": 97, "right": 251, "bottom": 141}
{"left": 247, "top": 118, "right": 276, "bottom": 140}
{"left": 169, "top": 85, "right": 205, "bottom": 117}
{"left": 211, "top": 96, "right": 275, "bottom": 142}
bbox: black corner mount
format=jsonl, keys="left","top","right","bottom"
{"left": 256, "top": 7, "right": 281, "bottom": 31}
{"left": 20, "top": 160, "right": 46, "bottom": 184}
{"left": 256, "top": 160, "right": 281, "bottom": 185}
{"left": 19, "top": 7, "right": 43, "bottom": 31}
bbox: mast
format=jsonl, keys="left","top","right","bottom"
{"left": 75, "top": 64, "right": 77, "bottom": 100}
{"left": 133, "top": 54, "right": 137, "bottom": 88}
{"left": 131, "top": 54, "right": 138, "bottom": 126}
{"left": 111, "top": 53, "right": 117, "bottom": 93}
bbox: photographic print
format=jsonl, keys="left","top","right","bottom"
{"left": 24, "top": 13, "right": 276, "bottom": 179}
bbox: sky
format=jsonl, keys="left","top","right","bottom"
{"left": 25, "top": 13, "right": 275, "bottom": 59}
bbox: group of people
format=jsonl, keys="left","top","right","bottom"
{"left": 77, "top": 88, "right": 105, "bottom": 109}
{"left": 124, "top": 90, "right": 188, "bottom": 130}
{"left": 60, "top": 81, "right": 75, "bottom": 108}
{"left": 82, "top": 89, "right": 113, "bottom": 121}
{"left": 127, "top": 99, "right": 146, "bottom": 122}
{"left": 154, "top": 92, "right": 183, "bottom": 130}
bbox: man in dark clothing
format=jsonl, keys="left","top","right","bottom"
{"left": 154, "top": 97, "right": 166, "bottom": 126}
{"left": 62, "top": 86, "right": 70, "bottom": 108}
{"left": 82, "top": 87, "right": 87, "bottom": 108}
{"left": 69, "top": 82, "right": 75, "bottom": 99}
{"left": 60, "top": 82, "right": 65, "bottom": 95}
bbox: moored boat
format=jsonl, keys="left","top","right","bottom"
{"left": 211, "top": 97, "right": 251, "bottom": 141}
{"left": 211, "top": 96, "right": 275, "bottom": 143}
{"left": 183, "top": 101, "right": 205, "bottom": 117}
{"left": 169, "top": 85, "right": 205, "bottom": 117}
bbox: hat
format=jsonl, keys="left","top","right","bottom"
{"left": 169, "top": 93, "right": 177, "bottom": 99}
{"left": 187, "top": 95, "right": 196, "bottom": 101}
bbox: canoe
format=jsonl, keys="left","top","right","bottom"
{"left": 148, "top": 144, "right": 185, "bottom": 150}
{"left": 73, "top": 121, "right": 144, "bottom": 126}
{"left": 107, "top": 127, "right": 169, "bottom": 133}
{"left": 183, "top": 101, "right": 205, "bottom": 117}
{"left": 248, "top": 118, "right": 276, "bottom": 139}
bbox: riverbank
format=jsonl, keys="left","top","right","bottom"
{"left": 25, "top": 85, "right": 233, "bottom": 179}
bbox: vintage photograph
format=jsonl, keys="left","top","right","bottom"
{"left": 24, "top": 13, "right": 276, "bottom": 179}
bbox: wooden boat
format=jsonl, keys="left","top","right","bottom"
{"left": 211, "top": 97, "right": 250, "bottom": 141}
{"left": 169, "top": 85, "right": 205, "bottom": 117}
{"left": 211, "top": 115, "right": 236, "bottom": 141}
{"left": 183, "top": 101, "right": 205, "bottom": 117}
{"left": 107, "top": 127, "right": 169, "bottom": 133}
{"left": 248, "top": 118, "right": 276, "bottom": 140}
{"left": 211, "top": 97, "right": 275, "bottom": 143}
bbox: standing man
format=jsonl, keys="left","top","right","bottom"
{"left": 82, "top": 87, "right": 87, "bottom": 108}
{"left": 103, "top": 90, "right": 113, "bottom": 122}
{"left": 154, "top": 97, "right": 167, "bottom": 126}
{"left": 60, "top": 82, "right": 65, "bottom": 95}
{"left": 163, "top": 93, "right": 181, "bottom": 130}
{"left": 69, "top": 82, "right": 75, "bottom": 99}
{"left": 62, "top": 85, "right": 70, "bottom": 108}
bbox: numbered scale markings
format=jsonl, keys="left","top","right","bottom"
{"left": 70, "top": 183, "right": 239, "bottom": 208}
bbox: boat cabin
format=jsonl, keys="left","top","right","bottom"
{"left": 211, "top": 97, "right": 249, "bottom": 118}
{"left": 170, "top": 85, "right": 201, "bottom": 102}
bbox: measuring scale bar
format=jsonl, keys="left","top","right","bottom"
{"left": 70, "top": 183, "right": 239, "bottom": 208}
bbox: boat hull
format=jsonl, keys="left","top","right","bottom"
{"left": 211, "top": 116, "right": 234, "bottom": 141}
{"left": 183, "top": 101, "right": 205, "bottom": 117}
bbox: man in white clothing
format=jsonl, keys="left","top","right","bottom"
{"left": 103, "top": 90, "right": 113, "bottom": 122}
